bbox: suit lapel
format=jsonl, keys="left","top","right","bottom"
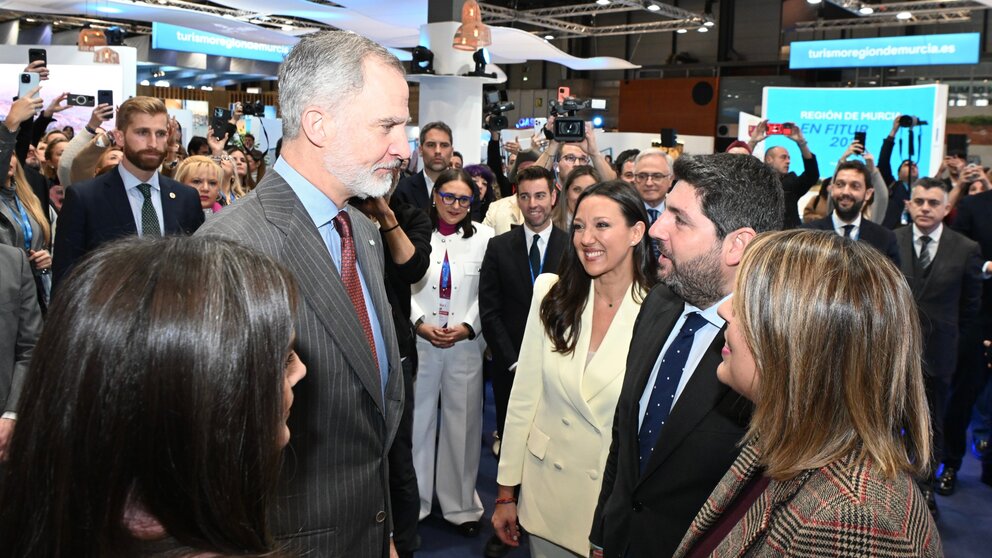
{"left": 258, "top": 178, "right": 385, "bottom": 413}
{"left": 416, "top": 173, "right": 429, "bottom": 209}
{"left": 159, "top": 178, "right": 178, "bottom": 234}
{"left": 545, "top": 227, "right": 567, "bottom": 276}
{"left": 920, "top": 231, "right": 954, "bottom": 295}
{"left": 511, "top": 227, "right": 534, "bottom": 287}
{"left": 582, "top": 287, "right": 640, "bottom": 402}
{"left": 559, "top": 281, "right": 595, "bottom": 426}
{"left": 639, "top": 327, "right": 729, "bottom": 482}
{"left": 106, "top": 169, "right": 137, "bottom": 235}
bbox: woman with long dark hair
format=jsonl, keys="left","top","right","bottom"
{"left": 493, "top": 181, "right": 658, "bottom": 557}
{"left": 464, "top": 163, "right": 498, "bottom": 222}
{"left": 0, "top": 236, "right": 306, "bottom": 557}
{"left": 410, "top": 168, "right": 495, "bottom": 536}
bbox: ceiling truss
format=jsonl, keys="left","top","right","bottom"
{"left": 479, "top": 1, "right": 709, "bottom": 38}
{"left": 796, "top": 0, "right": 988, "bottom": 31}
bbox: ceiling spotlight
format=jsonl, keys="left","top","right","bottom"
{"left": 596, "top": 0, "right": 611, "bottom": 5}
{"left": 859, "top": 6, "right": 874, "bottom": 14}
{"left": 807, "top": 0, "right": 822, "bottom": 4}
{"left": 897, "top": 11, "right": 912, "bottom": 20}
{"left": 410, "top": 46, "right": 435, "bottom": 74}
{"left": 139, "top": 79, "right": 150, "bottom": 86}
{"left": 647, "top": 3, "right": 660, "bottom": 11}
{"left": 544, "top": 34, "right": 554, "bottom": 40}
{"left": 25, "top": 17, "right": 36, "bottom": 22}
{"left": 704, "top": 20, "right": 715, "bottom": 27}
{"left": 677, "top": 28, "right": 688, "bottom": 34}
{"left": 698, "top": 26, "right": 708, "bottom": 32}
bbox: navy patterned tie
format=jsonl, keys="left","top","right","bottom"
{"left": 638, "top": 312, "right": 708, "bottom": 473}
{"left": 529, "top": 234, "right": 541, "bottom": 281}
{"left": 647, "top": 209, "right": 661, "bottom": 261}
{"left": 136, "top": 183, "right": 160, "bottom": 237}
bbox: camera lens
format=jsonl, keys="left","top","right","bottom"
{"left": 21, "top": 74, "right": 29, "bottom": 83}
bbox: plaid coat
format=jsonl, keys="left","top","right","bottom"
{"left": 673, "top": 443, "right": 943, "bottom": 558}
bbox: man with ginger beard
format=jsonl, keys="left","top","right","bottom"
{"left": 52, "top": 96, "right": 203, "bottom": 288}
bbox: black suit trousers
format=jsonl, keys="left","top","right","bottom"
{"left": 389, "top": 355, "right": 420, "bottom": 554}
{"left": 943, "top": 318, "right": 992, "bottom": 469}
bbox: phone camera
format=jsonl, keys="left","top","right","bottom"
{"left": 20, "top": 74, "right": 30, "bottom": 84}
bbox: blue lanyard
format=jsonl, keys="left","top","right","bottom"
{"left": 3, "top": 193, "right": 33, "bottom": 251}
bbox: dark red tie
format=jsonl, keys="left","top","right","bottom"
{"left": 333, "top": 212, "right": 379, "bottom": 369}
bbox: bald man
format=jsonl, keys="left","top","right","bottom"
{"left": 748, "top": 120, "right": 819, "bottom": 229}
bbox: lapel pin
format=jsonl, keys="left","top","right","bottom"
{"left": 169, "top": 192, "right": 176, "bottom": 199}
{"left": 369, "top": 239, "right": 376, "bottom": 246}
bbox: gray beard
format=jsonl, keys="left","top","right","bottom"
{"left": 323, "top": 155, "right": 395, "bottom": 199}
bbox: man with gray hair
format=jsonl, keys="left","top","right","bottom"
{"left": 198, "top": 30, "right": 410, "bottom": 557}
{"left": 632, "top": 148, "right": 673, "bottom": 226}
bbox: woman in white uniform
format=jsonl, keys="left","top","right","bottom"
{"left": 410, "top": 168, "right": 495, "bottom": 536}
{"left": 493, "top": 181, "right": 658, "bottom": 557}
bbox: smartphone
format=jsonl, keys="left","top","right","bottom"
{"left": 211, "top": 107, "right": 235, "bottom": 140}
{"left": 17, "top": 72, "right": 40, "bottom": 100}
{"left": 97, "top": 90, "right": 113, "bottom": 119}
{"left": 557, "top": 86, "right": 570, "bottom": 103}
{"left": 966, "top": 155, "right": 982, "bottom": 166}
{"left": 766, "top": 122, "right": 793, "bottom": 135}
{"left": 853, "top": 131, "right": 866, "bottom": 153}
{"left": 28, "top": 48, "right": 47, "bottom": 67}
{"left": 66, "top": 94, "right": 95, "bottom": 107}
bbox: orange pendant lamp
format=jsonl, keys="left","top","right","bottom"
{"left": 452, "top": 0, "right": 492, "bottom": 51}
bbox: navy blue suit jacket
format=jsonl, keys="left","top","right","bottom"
{"left": 802, "top": 216, "right": 901, "bottom": 266}
{"left": 52, "top": 166, "right": 204, "bottom": 287}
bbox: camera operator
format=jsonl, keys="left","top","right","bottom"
{"left": 878, "top": 115, "right": 920, "bottom": 229}
{"left": 748, "top": 119, "right": 819, "bottom": 229}
{"left": 534, "top": 115, "right": 616, "bottom": 189}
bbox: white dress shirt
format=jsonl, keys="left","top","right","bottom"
{"left": 523, "top": 223, "right": 553, "bottom": 275}
{"left": 119, "top": 164, "right": 165, "bottom": 236}
{"left": 637, "top": 294, "right": 730, "bottom": 428}
{"left": 912, "top": 223, "right": 942, "bottom": 262}
{"left": 831, "top": 211, "right": 862, "bottom": 240}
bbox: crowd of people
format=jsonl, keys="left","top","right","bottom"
{"left": 1, "top": 28, "right": 989, "bottom": 558}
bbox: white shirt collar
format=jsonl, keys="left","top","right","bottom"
{"left": 912, "top": 222, "right": 943, "bottom": 244}
{"left": 831, "top": 211, "right": 862, "bottom": 235}
{"left": 118, "top": 163, "right": 160, "bottom": 192}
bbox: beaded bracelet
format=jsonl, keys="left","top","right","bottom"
{"left": 494, "top": 497, "right": 517, "bottom": 505}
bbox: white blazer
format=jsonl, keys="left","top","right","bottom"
{"left": 497, "top": 273, "right": 643, "bottom": 555}
{"left": 410, "top": 223, "right": 495, "bottom": 338}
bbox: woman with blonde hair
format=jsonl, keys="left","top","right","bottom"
{"left": 2, "top": 157, "right": 52, "bottom": 310}
{"left": 674, "top": 229, "right": 940, "bottom": 558}
{"left": 213, "top": 153, "right": 246, "bottom": 204}
{"left": 176, "top": 156, "right": 225, "bottom": 215}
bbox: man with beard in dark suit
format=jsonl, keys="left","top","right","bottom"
{"left": 590, "top": 153, "right": 784, "bottom": 558}
{"left": 802, "top": 160, "right": 900, "bottom": 266}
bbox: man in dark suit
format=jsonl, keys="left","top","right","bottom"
{"left": 590, "top": 153, "right": 784, "bottom": 558}
{"left": 198, "top": 31, "right": 408, "bottom": 557}
{"left": 481, "top": 165, "right": 565, "bottom": 446}
{"left": 894, "top": 178, "right": 982, "bottom": 515}
{"left": 802, "top": 160, "right": 900, "bottom": 266}
{"left": 941, "top": 187, "right": 992, "bottom": 491}
{"left": 392, "top": 122, "right": 453, "bottom": 211}
{"left": 52, "top": 96, "right": 203, "bottom": 287}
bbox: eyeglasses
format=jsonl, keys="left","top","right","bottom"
{"left": 635, "top": 172, "right": 671, "bottom": 183}
{"left": 437, "top": 192, "right": 474, "bottom": 208}
{"left": 561, "top": 154, "right": 590, "bottom": 165}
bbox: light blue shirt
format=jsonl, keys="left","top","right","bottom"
{"left": 119, "top": 164, "right": 164, "bottom": 236}
{"left": 274, "top": 157, "right": 389, "bottom": 396}
{"left": 637, "top": 294, "right": 730, "bottom": 428}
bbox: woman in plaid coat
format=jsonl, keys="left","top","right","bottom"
{"left": 674, "top": 230, "right": 942, "bottom": 558}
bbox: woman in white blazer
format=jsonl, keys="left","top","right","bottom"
{"left": 493, "top": 181, "right": 659, "bottom": 557}
{"left": 410, "top": 168, "right": 495, "bottom": 535}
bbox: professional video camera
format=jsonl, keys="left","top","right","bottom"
{"left": 242, "top": 99, "right": 265, "bottom": 117}
{"left": 547, "top": 91, "right": 606, "bottom": 142}
{"left": 484, "top": 89, "right": 514, "bottom": 133}
{"left": 899, "top": 115, "right": 928, "bottom": 128}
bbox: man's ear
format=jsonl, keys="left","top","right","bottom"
{"left": 300, "top": 107, "right": 330, "bottom": 148}
{"left": 112, "top": 128, "right": 124, "bottom": 147}
{"left": 723, "top": 227, "right": 757, "bottom": 267}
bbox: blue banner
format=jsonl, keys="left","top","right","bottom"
{"left": 152, "top": 22, "right": 291, "bottom": 63}
{"left": 763, "top": 85, "right": 945, "bottom": 179}
{"left": 790, "top": 33, "right": 979, "bottom": 69}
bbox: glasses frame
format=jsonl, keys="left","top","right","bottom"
{"left": 437, "top": 191, "right": 474, "bottom": 208}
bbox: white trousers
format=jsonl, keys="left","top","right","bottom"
{"left": 412, "top": 338, "right": 484, "bottom": 524}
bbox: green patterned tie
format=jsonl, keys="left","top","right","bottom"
{"left": 136, "top": 183, "right": 161, "bottom": 237}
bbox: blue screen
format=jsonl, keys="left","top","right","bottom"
{"left": 790, "top": 33, "right": 979, "bottom": 69}
{"left": 763, "top": 85, "right": 941, "bottom": 179}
